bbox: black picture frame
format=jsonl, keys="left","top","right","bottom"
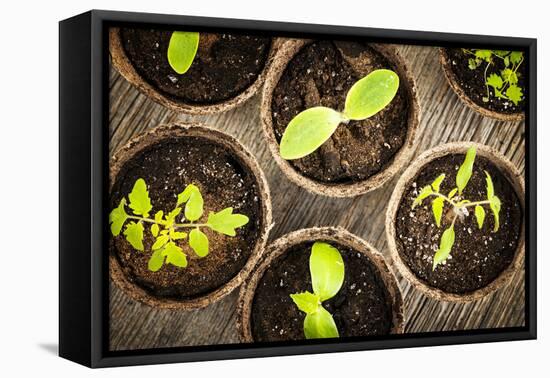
{"left": 59, "top": 9, "right": 537, "bottom": 368}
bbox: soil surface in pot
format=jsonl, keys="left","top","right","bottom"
{"left": 271, "top": 40, "right": 410, "bottom": 184}
{"left": 251, "top": 241, "right": 394, "bottom": 342}
{"left": 395, "top": 153, "right": 522, "bottom": 294}
{"left": 444, "top": 48, "right": 526, "bottom": 114}
{"left": 120, "top": 28, "right": 272, "bottom": 104}
{"left": 110, "top": 136, "right": 263, "bottom": 300}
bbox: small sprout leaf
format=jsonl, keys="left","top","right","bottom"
{"left": 501, "top": 68, "right": 518, "bottom": 85}
{"left": 177, "top": 184, "right": 204, "bottom": 221}
{"left": 490, "top": 195, "right": 501, "bottom": 232}
{"left": 304, "top": 306, "right": 339, "bottom": 339}
{"left": 128, "top": 178, "right": 152, "bottom": 217}
{"left": 484, "top": 171, "right": 501, "bottom": 232}
{"left": 475, "top": 205, "right": 486, "bottom": 229}
{"left": 171, "top": 231, "right": 187, "bottom": 240}
{"left": 186, "top": 190, "right": 204, "bottom": 221}
{"left": 207, "top": 207, "right": 249, "bottom": 236}
{"left": 148, "top": 248, "right": 165, "bottom": 272}
{"left": 177, "top": 185, "right": 192, "bottom": 205}
{"left": 412, "top": 185, "right": 433, "bottom": 209}
{"left": 506, "top": 84, "right": 523, "bottom": 105}
{"left": 123, "top": 222, "right": 144, "bottom": 251}
{"left": 343, "top": 69, "right": 399, "bottom": 120}
{"left": 151, "top": 223, "right": 159, "bottom": 237}
{"left": 290, "top": 291, "right": 320, "bottom": 314}
{"left": 433, "top": 225, "right": 455, "bottom": 270}
{"left": 432, "top": 197, "right": 445, "bottom": 227}
{"left": 154, "top": 210, "right": 164, "bottom": 223}
{"left": 310, "top": 242, "right": 345, "bottom": 301}
{"left": 456, "top": 147, "right": 476, "bottom": 195}
{"left": 431, "top": 174, "right": 446, "bottom": 192}
{"left": 468, "top": 58, "right": 480, "bottom": 70}
{"left": 280, "top": 107, "right": 344, "bottom": 160}
{"left": 189, "top": 228, "right": 209, "bottom": 257}
{"left": 109, "top": 199, "right": 128, "bottom": 236}
{"left": 165, "top": 207, "right": 182, "bottom": 226}
{"left": 485, "top": 170, "right": 495, "bottom": 199}
{"left": 167, "top": 31, "right": 199, "bottom": 74}
{"left": 163, "top": 242, "right": 187, "bottom": 268}
{"left": 152, "top": 234, "right": 169, "bottom": 250}
{"left": 510, "top": 51, "right": 523, "bottom": 65}
{"left": 475, "top": 50, "right": 493, "bottom": 61}
{"left": 487, "top": 73, "right": 504, "bottom": 90}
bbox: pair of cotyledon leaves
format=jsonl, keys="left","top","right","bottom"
{"left": 280, "top": 69, "right": 400, "bottom": 160}
{"left": 109, "top": 178, "right": 249, "bottom": 272}
{"left": 290, "top": 242, "right": 345, "bottom": 339}
{"left": 412, "top": 147, "right": 502, "bottom": 270}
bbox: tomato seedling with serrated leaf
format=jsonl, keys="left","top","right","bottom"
{"left": 411, "top": 147, "right": 502, "bottom": 270}
{"left": 462, "top": 49, "right": 525, "bottom": 106}
{"left": 279, "top": 69, "right": 399, "bottom": 160}
{"left": 290, "top": 242, "right": 345, "bottom": 339}
{"left": 109, "top": 178, "right": 249, "bottom": 272}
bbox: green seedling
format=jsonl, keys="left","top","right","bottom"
{"left": 109, "top": 178, "right": 249, "bottom": 272}
{"left": 167, "top": 31, "right": 200, "bottom": 74}
{"left": 462, "top": 49, "right": 524, "bottom": 105}
{"left": 279, "top": 69, "right": 399, "bottom": 160}
{"left": 290, "top": 242, "right": 345, "bottom": 339}
{"left": 412, "top": 147, "right": 502, "bottom": 270}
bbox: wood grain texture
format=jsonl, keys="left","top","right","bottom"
{"left": 108, "top": 44, "right": 525, "bottom": 351}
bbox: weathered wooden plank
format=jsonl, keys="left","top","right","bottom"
{"left": 108, "top": 44, "right": 525, "bottom": 350}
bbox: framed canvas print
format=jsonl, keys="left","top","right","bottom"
{"left": 59, "top": 10, "right": 536, "bottom": 368}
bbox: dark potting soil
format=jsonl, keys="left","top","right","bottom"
{"left": 110, "top": 137, "right": 263, "bottom": 300}
{"left": 120, "top": 28, "right": 272, "bottom": 104}
{"left": 271, "top": 40, "right": 410, "bottom": 184}
{"left": 251, "top": 241, "right": 394, "bottom": 342}
{"left": 445, "top": 48, "right": 526, "bottom": 114}
{"left": 395, "top": 154, "right": 522, "bottom": 294}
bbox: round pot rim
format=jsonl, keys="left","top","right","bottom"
{"left": 236, "top": 226, "right": 405, "bottom": 343}
{"left": 109, "top": 27, "right": 281, "bottom": 115}
{"left": 385, "top": 141, "right": 525, "bottom": 302}
{"left": 109, "top": 122, "right": 273, "bottom": 310}
{"left": 439, "top": 48, "right": 525, "bottom": 122}
{"left": 260, "top": 39, "right": 421, "bottom": 197}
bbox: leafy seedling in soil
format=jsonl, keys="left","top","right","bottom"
{"left": 462, "top": 49, "right": 524, "bottom": 105}
{"left": 412, "top": 147, "right": 502, "bottom": 270}
{"left": 109, "top": 178, "right": 249, "bottom": 272}
{"left": 167, "top": 31, "right": 200, "bottom": 74}
{"left": 279, "top": 69, "right": 399, "bottom": 160}
{"left": 290, "top": 242, "right": 345, "bottom": 339}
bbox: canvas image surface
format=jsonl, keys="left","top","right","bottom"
{"left": 106, "top": 23, "right": 527, "bottom": 352}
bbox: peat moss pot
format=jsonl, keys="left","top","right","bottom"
{"left": 386, "top": 142, "right": 525, "bottom": 302}
{"left": 110, "top": 27, "right": 279, "bottom": 114}
{"left": 261, "top": 39, "right": 420, "bottom": 197}
{"left": 440, "top": 48, "right": 526, "bottom": 121}
{"left": 237, "top": 227, "right": 404, "bottom": 342}
{"left": 109, "top": 123, "right": 272, "bottom": 309}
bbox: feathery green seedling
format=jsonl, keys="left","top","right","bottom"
{"left": 290, "top": 242, "right": 345, "bottom": 339}
{"left": 462, "top": 49, "right": 524, "bottom": 105}
{"left": 167, "top": 31, "right": 200, "bottom": 74}
{"left": 109, "top": 178, "right": 249, "bottom": 272}
{"left": 412, "top": 147, "right": 502, "bottom": 270}
{"left": 279, "top": 69, "right": 399, "bottom": 160}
